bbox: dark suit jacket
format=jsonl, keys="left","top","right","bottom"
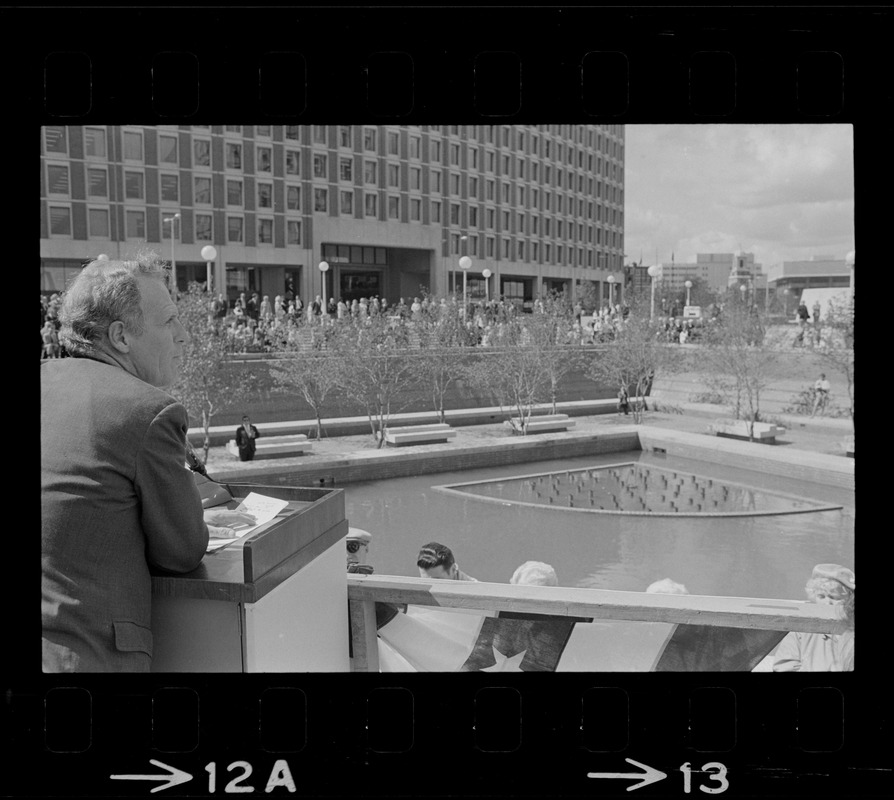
{"left": 235, "top": 424, "right": 260, "bottom": 453}
{"left": 41, "top": 357, "right": 209, "bottom": 672}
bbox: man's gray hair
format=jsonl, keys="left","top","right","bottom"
{"left": 59, "top": 251, "right": 170, "bottom": 356}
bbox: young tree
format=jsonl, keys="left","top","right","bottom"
{"left": 525, "top": 294, "right": 586, "bottom": 414}
{"left": 697, "top": 303, "right": 779, "bottom": 440}
{"left": 815, "top": 294, "right": 855, "bottom": 433}
{"left": 267, "top": 323, "right": 345, "bottom": 440}
{"left": 171, "top": 282, "right": 256, "bottom": 463}
{"left": 332, "top": 315, "right": 421, "bottom": 448}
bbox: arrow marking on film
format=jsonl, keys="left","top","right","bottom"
{"left": 110, "top": 759, "right": 193, "bottom": 793}
{"left": 587, "top": 758, "right": 668, "bottom": 791}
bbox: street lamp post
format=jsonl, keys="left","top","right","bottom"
{"left": 459, "top": 256, "right": 472, "bottom": 317}
{"left": 200, "top": 245, "right": 217, "bottom": 293}
{"left": 162, "top": 212, "right": 181, "bottom": 292}
{"left": 684, "top": 280, "right": 692, "bottom": 307}
{"left": 607, "top": 274, "right": 616, "bottom": 308}
{"left": 647, "top": 265, "right": 659, "bottom": 320}
{"left": 318, "top": 261, "right": 330, "bottom": 324}
{"left": 739, "top": 283, "right": 747, "bottom": 306}
{"left": 482, "top": 268, "right": 492, "bottom": 302}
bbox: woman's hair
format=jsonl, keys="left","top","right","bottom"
{"left": 59, "top": 250, "right": 168, "bottom": 357}
{"left": 805, "top": 576, "right": 851, "bottom": 603}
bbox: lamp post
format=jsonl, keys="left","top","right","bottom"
{"left": 607, "top": 274, "right": 616, "bottom": 308}
{"left": 200, "top": 245, "right": 217, "bottom": 293}
{"left": 684, "top": 280, "right": 692, "bottom": 307}
{"left": 482, "top": 268, "right": 492, "bottom": 302}
{"left": 318, "top": 261, "right": 330, "bottom": 323}
{"left": 162, "top": 212, "right": 180, "bottom": 292}
{"left": 647, "top": 264, "right": 659, "bottom": 320}
{"left": 459, "top": 256, "right": 472, "bottom": 317}
{"left": 782, "top": 287, "right": 790, "bottom": 318}
{"left": 739, "top": 283, "right": 747, "bottom": 306}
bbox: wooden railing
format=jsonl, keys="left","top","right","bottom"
{"left": 346, "top": 574, "right": 848, "bottom": 672}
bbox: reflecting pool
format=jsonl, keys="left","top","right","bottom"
{"left": 343, "top": 450, "right": 855, "bottom": 602}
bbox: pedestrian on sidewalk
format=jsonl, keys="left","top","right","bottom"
{"left": 811, "top": 374, "right": 831, "bottom": 417}
{"left": 235, "top": 414, "right": 261, "bottom": 461}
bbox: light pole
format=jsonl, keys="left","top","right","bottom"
{"left": 200, "top": 245, "right": 217, "bottom": 293}
{"left": 482, "top": 268, "right": 492, "bottom": 302}
{"left": 684, "top": 280, "right": 692, "bottom": 307}
{"left": 739, "top": 283, "right": 747, "bottom": 307}
{"left": 162, "top": 212, "right": 180, "bottom": 291}
{"left": 782, "top": 287, "right": 790, "bottom": 318}
{"left": 607, "top": 274, "right": 616, "bottom": 308}
{"left": 318, "top": 261, "right": 330, "bottom": 323}
{"left": 648, "top": 265, "right": 659, "bottom": 320}
{"left": 459, "top": 256, "right": 472, "bottom": 317}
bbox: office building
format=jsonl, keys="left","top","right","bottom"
{"left": 40, "top": 124, "right": 626, "bottom": 308}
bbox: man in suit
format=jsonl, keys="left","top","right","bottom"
{"left": 235, "top": 414, "right": 261, "bottom": 461}
{"left": 41, "top": 253, "right": 254, "bottom": 672}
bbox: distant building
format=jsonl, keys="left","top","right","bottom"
{"left": 649, "top": 252, "right": 766, "bottom": 295}
{"left": 766, "top": 256, "right": 851, "bottom": 297}
{"left": 40, "top": 124, "right": 627, "bottom": 309}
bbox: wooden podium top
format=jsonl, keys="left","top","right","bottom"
{"left": 151, "top": 484, "right": 346, "bottom": 604}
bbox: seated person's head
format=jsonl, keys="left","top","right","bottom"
{"left": 346, "top": 527, "right": 372, "bottom": 571}
{"left": 646, "top": 578, "right": 689, "bottom": 595}
{"left": 510, "top": 561, "right": 558, "bottom": 586}
{"left": 805, "top": 563, "right": 854, "bottom": 606}
{"left": 417, "top": 542, "right": 458, "bottom": 580}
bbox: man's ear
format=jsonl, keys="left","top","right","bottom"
{"left": 107, "top": 320, "right": 131, "bottom": 353}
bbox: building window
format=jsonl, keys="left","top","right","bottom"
{"left": 124, "top": 171, "right": 144, "bottom": 200}
{"left": 256, "top": 125, "right": 271, "bottom": 137}
{"left": 486, "top": 179, "right": 494, "bottom": 201}
{"left": 501, "top": 154, "right": 510, "bottom": 173}
{"left": 364, "top": 160, "right": 377, "bottom": 184}
{"left": 314, "top": 187, "right": 328, "bottom": 212}
{"left": 363, "top": 128, "right": 377, "bottom": 152}
{"left": 196, "top": 214, "right": 213, "bottom": 241}
{"left": 388, "top": 196, "right": 400, "bottom": 219}
{"left": 340, "top": 190, "right": 354, "bottom": 215}
{"left": 365, "top": 193, "right": 377, "bottom": 217}
{"left": 46, "top": 164, "right": 70, "bottom": 195}
{"left": 430, "top": 140, "right": 441, "bottom": 162}
{"left": 125, "top": 209, "right": 144, "bottom": 239}
{"left": 158, "top": 134, "right": 177, "bottom": 164}
{"left": 449, "top": 143, "right": 460, "bottom": 166}
{"left": 226, "top": 125, "right": 242, "bottom": 135}
{"left": 502, "top": 239, "right": 510, "bottom": 259}
{"left": 258, "top": 182, "right": 273, "bottom": 209}
{"left": 226, "top": 143, "right": 242, "bottom": 170}
{"left": 450, "top": 203, "right": 460, "bottom": 225}
{"left": 84, "top": 127, "right": 107, "bottom": 158}
{"left": 486, "top": 208, "right": 495, "bottom": 228}
{"left": 450, "top": 233, "right": 460, "bottom": 255}
{"left": 313, "top": 153, "right": 327, "bottom": 178}
{"left": 258, "top": 218, "right": 273, "bottom": 244}
{"left": 88, "top": 208, "right": 109, "bottom": 238}
{"left": 449, "top": 173, "right": 460, "bottom": 195}
{"left": 410, "top": 136, "right": 421, "bottom": 158}
{"left": 501, "top": 210, "right": 510, "bottom": 230}
{"left": 501, "top": 183, "right": 510, "bottom": 203}
{"left": 285, "top": 150, "right": 300, "bottom": 176}
{"left": 339, "top": 157, "right": 353, "bottom": 182}
{"left": 469, "top": 176, "right": 478, "bottom": 197}
{"left": 486, "top": 236, "right": 495, "bottom": 257}
{"left": 388, "top": 163, "right": 400, "bottom": 187}
{"left": 193, "top": 139, "right": 211, "bottom": 167}
{"left": 228, "top": 216, "right": 243, "bottom": 243}
{"left": 339, "top": 126, "right": 352, "bottom": 147}
{"left": 410, "top": 166, "right": 421, "bottom": 190}
{"left": 194, "top": 176, "right": 211, "bottom": 204}
{"left": 44, "top": 126, "right": 67, "bottom": 154}
{"left": 287, "top": 185, "right": 301, "bottom": 210}
{"left": 257, "top": 147, "right": 272, "bottom": 173}
{"left": 431, "top": 200, "right": 441, "bottom": 223}
{"left": 87, "top": 168, "right": 108, "bottom": 197}
{"left": 160, "top": 174, "right": 179, "bottom": 202}
{"left": 532, "top": 242, "right": 539, "bottom": 261}
{"left": 313, "top": 125, "right": 327, "bottom": 144}
{"left": 123, "top": 130, "right": 143, "bottom": 160}
{"left": 432, "top": 171, "right": 442, "bottom": 193}
{"left": 48, "top": 206, "right": 71, "bottom": 236}
{"left": 518, "top": 241, "right": 525, "bottom": 261}
{"left": 469, "top": 206, "right": 478, "bottom": 227}
{"left": 287, "top": 220, "right": 301, "bottom": 245}
{"left": 470, "top": 148, "right": 479, "bottom": 169}
{"left": 227, "top": 179, "right": 243, "bottom": 206}
{"left": 387, "top": 131, "right": 399, "bottom": 155}
{"left": 469, "top": 234, "right": 478, "bottom": 256}
{"left": 410, "top": 197, "right": 421, "bottom": 221}
{"left": 285, "top": 125, "right": 300, "bottom": 141}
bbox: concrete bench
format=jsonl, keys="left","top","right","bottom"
{"left": 507, "top": 414, "right": 576, "bottom": 435}
{"left": 383, "top": 423, "right": 457, "bottom": 447}
{"left": 709, "top": 420, "right": 785, "bottom": 443}
{"left": 226, "top": 433, "right": 313, "bottom": 459}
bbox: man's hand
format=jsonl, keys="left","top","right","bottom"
{"left": 204, "top": 509, "right": 257, "bottom": 527}
{"left": 207, "top": 525, "right": 237, "bottom": 539}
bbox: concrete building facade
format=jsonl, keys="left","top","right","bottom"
{"left": 40, "top": 124, "right": 626, "bottom": 309}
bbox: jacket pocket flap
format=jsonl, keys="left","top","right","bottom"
{"left": 113, "top": 620, "right": 153, "bottom": 656}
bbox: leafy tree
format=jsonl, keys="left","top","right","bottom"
{"left": 171, "top": 282, "right": 256, "bottom": 463}
{"left": 525, "top": 294, "right": 586, "bottom": 414}
{"left": 816, "top": 294, "right": 855, "bottom": 433}
{"left": 267, "top": 323, "right": 344, "bottom": 440}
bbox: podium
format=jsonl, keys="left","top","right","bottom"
{"left": 150, "top": 483, "right": 349, "bottom": 672}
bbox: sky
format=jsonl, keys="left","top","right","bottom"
{"left": 623, "top": 124, "right": 854, "bottom": 278}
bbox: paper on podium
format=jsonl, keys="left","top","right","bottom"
{"left": 206, "top": 491, "right": 290, "bottom": 552}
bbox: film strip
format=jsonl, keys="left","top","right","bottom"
{"left": 23, "top": 4, "right": 886, "bottom": 798}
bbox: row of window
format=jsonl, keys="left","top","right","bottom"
{"left": 45, "top": 201, "right": 621, "bottom": 262}
{"left": 43, "top": 126, "right": 623, "bottom": 176}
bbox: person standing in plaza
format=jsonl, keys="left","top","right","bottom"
{"left": 235, "top": 413, "right": 261, "bottom": 461}
{"left": 42, "top": 253, "right": 254, "bottom": 672}
{"left": 795, "top": 301, "right": 810, "bottom": 346}
{"left": 811, "top": 373, "right": 831, "bottom": 417}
